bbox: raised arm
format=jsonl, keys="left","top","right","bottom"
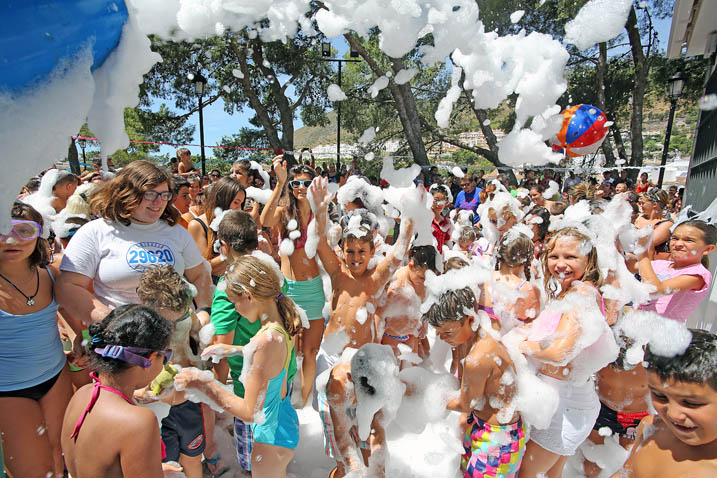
{"left": 309, "top": 176, "right": 342, "bottom": 277}
{"left": 635, "top": 229, "right": 705, "bottom": 296}
{"left": 259, "top": 155, "right": 288, "bottom": 228}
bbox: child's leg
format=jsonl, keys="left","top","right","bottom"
{"left": 519, "top": 441, "right": 562, "bottom": 478}
{"left": 0, "top": 397, "right": 54, "bottom": 477}
{"left": 251, "top": 442, "right": 294, "bottom": 478}
{"left": 201, "top": 403, "right": 222, "bottom": 470}
{"left": 178, "top": 453, "right": 203, "bottom": 478}
{"left": 300, "top": 318, "right": 325, "bottom": 405}
{"left": 38, "top": 365, "right": 74, "bottom": 477}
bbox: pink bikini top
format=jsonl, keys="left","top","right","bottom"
{"left": 69, "top": 372, "right": 134, "bottom": 441}
{"left": 281, "top": 212, "right": 312, "bottom": 250}
{"left": 530, "top": 283, "right": 605, "bottom": 341}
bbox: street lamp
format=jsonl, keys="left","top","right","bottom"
{"left": 76, "top": 138, "right": 87, "bottom": 170}
{"left": 192, "top": 71, "right": 208, "bottom": 176}
{"left": 320, "top": 43, "right": 361, "bottom": 166}
{"left": 657, "top": 71, "right": 686, "bottom": 189}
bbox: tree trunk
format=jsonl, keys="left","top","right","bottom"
{"left": 251, "top": 39, "right": 295, "bottom": 163}
{"left": 626, "top": 7, "right": 647, "bottom": 168}
{"left": 233, "top": 40, "right": 285, "bottom": 160}
{"left": 611, "top": 122, "right": 629, "bottom": 167}
{"left": 67, "top": 138, "right": 81, "bottom": 176}
{"left": 344, "top": 34, "right": 429, "bottom": 167}
{"left": 596, "top": 42, "right": 616, "bottom": 167}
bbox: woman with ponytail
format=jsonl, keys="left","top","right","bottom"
{"left": 176, "top": 255, "right": 303, "bottom": 478}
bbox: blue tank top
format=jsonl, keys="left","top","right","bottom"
{"left": 0, "top": 268, "right": 66, "bottom": 391}
{"left": 251, "top": 324, "right": 299, "bottom": 449}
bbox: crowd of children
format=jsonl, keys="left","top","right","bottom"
{"left": 1, "top": 154, "right": 716, "bottom": 478}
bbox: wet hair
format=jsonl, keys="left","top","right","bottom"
{"left": 89, "top": 160, "right": 179, "bottom": 226}
{"left": 172, "top": 175, "right": 190, "bottom": 195}
{"left": 444, "top": 256, "right": 470, "bottom": 272}
{"left": 496, "top": 231, "right": 534, "bottom": 280}
{"left": 202, "top": 177, "right": 246, "bottom": 258}
{"left": 409, "top": 245, "right": 438, "bottom": 273}
{"left": 10, "top": 201, "right": 51, "bottom": 268}
{"left": 422, "top": 286, "right": 476, "bottom": 327}
{"left": 645, "top": 328, "right": 717, "bottom": 391}
{"left": 217, "top": 210, "right": 259, "bottom": 255}
{"left": 137, "top": 265, "right": 194, "bottom": 313}
{"left": 588, "top": 198, "right": 608, "bottom": 214}
{"left": 459, "top": 226, "right": 476, "bottom": 243}
{"left": 541, "top": 227, "right": 602, "bottom": 299}
{"left": 524, "top": 206, "right": 550, "bottom": 242}
{"left": 673, "top": 219, "right": 717, "bottom": 268}
{"left": 224, "top": 255, "right": 303, "bottom": 336}
{"left": 339, "top": 209, "right": 376, "bottom": 249}
{"left": 187, "top": 174, "right": 201, "bottom": 185}
{"left": 87, "top": 305, "right": 173, "bottom": 374}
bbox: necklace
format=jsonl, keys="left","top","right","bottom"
{"left": 0, "top": 267, "right": 40, "bottom": 306}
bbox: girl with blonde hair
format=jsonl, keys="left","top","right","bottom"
{"left": 176, "top": 255, "right": 303, "bottom": 478}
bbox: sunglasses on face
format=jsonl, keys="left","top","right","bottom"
{"left": 143, "top": 191, "right": 173, "bottom": 202}
{"left": 289, "top": 180, "right": 312, "bottom": 189}
{"left": 94, "top": 345, "right": 174, "bottom": 368}
{"left": 210, "top": 173, "right": 221, "bottom": 178}
{"left": 0, "top": 220, "right": 43, "bottom": 242}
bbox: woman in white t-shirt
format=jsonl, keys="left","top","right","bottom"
{"left": 56, "top": 160, "right": 213, "bottom": 326}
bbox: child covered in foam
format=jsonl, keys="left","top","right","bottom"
{"left": 308, "top": 176, "right": 414, "bottom": 378}
{"left": 517, "top": 227, "right": 618, "bottom": 478}
{"left": 614, "top": 328, "right": 717, "bottom": 478}
{"left": 424, "top": 286, "right": 525, "bottom": 478}
{"left": 378, "top": 245, "right": 437, "bottom": 364}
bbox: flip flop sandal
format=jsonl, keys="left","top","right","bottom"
{"left": 203, "top": 454, "right": 231, "bottom": 477}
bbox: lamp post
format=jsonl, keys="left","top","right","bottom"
{"left": 321, "top": 41, "right": 360, "bottom": 167}
{"left": 192, "top": 71, "right": 208, "bottom": 176}
{"left": 76, "top": 138, "right": 87, "bottom": 171}
{"left": 657, "top": 71, "right": 686, "bottom": 189}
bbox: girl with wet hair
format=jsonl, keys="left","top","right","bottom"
{"left": 177, "top": 255, "right": 303, "bottom": 478}
{"left": 61, "top": 304, "right": 174, "bottom": 478}
{"left": 261, "top": 154, "right": 326, "bottom": 406}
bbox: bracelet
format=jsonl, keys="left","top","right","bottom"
{"left": 196, "top": 307, "right": 212, "bottom": 315}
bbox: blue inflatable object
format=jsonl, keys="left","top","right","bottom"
{"left": 0, "top": 0, "right": 128, "bottom": 94}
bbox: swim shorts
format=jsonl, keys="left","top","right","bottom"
{"left": 161, "top": 400, "right": 206, "bottom": 461}
{"left": 593, "top": 401, "right": 648, "bottom": 441}
{"left": 461, "top": 413, "right": 525, "bottom": 478}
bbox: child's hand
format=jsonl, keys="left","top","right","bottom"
{"left": 200, "top": 344, "right": 243, "bottom": 363}
{"left": 309, "top": 176, "right": 330, "bottom": 229}
{"left": 272, "top": 155, "right": 288, "bottom": 186}
{"left": 174, "top": 367, "right": 206, "bottom": 390}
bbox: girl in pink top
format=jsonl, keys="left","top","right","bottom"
{"left": 637, "top": 220, "right": 716, "bottom": 322}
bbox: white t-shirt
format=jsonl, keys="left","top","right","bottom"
{"left": 60, "top": 218, "right": 204, "bottom": 308}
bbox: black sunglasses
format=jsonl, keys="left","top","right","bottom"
{"left": 289, "top": 180, "right": 312, "bottom": 189}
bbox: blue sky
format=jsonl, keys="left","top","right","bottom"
{"left": 152, "top": 15, "right": 673, "bottom": 162}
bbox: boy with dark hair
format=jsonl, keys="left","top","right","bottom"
{"left": 379, "top": 245, "right": 437, "bottom": 362}
{"left": 51, "top": 171, "right": 79, "bottom": 213}
{"left": 424, "top": 286, "right": 525, "bottom": 478}
{"left": 613, "top": 329, "right": 717, "bottom": 478}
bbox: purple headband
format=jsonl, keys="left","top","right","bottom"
{"left": 94, "top": 345, "right": 173, "bottom": 368}
{"left": 276, "top": 293, "right": 284, "bottom": 301}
